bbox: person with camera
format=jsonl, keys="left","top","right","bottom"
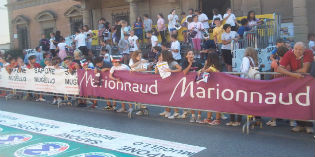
{"left": 188, "top": 15, "right": 204, "bottom": 57}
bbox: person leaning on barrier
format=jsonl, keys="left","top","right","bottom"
{"left": 277, "top": 42, "right": 314, "bottom": 134}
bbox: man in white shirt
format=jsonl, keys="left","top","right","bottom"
{"left": 128, "top": 30, "right": 139, "bottom": 53}
{"left": 223, "top": 8, "right": 238, "bottom": 31}
{"left": 74, "top": 30, "right": 88, "bottom": 57}
{"left": 170, "top": 34, "right": 181, "bottom": 61}
{"left": 195, "top": 9, "right": 209, "bottom": 30}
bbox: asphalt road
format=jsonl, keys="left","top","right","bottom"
{"left": 0, "top": 98, "right": 314, "bottom": 157}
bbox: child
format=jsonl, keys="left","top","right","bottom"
{"left": 200, "top": 36, "right": 216, "bottom": 62}
{"left": 90, "top": 57, "right": 112, "bottom": 109}
{"left": 109, "top": 57, "right": 132, "bottom": 114}
{"left": 213, "top": 18, "right": 224, "bottom": 54}
{"left": 170, "top": 34, "right": 181, "bottom": 63}
{"left": 156, "top": 51, "right": 182, "bottom": 118}
{"left": 100, "top": 47, "right": 112, "bottom": 64}
{"left": 5, "top": 57, "right": 18, "bottom": 74}
{"left": 221, "top": 24, "right": 239, "bottom": 72}
{"left": 181, "top": 51, "right": 203, "bottom": 122}
{"left": 128, "top": 30, "right": 140, "bottom": 53}
{"left": 237, "top": 18, "right": 251, "bottom": 38}
{"left": 56, "top": 37, "right": 70, "bottom": 60}
{"left": 118, "top": 33, "right": 130, "bottom": 65}
{"left": 129, "top": 50, "right": 148, "bottom": 72}
{"left": 199, "top": 52, "right": 222, "bottom": 125}
{"left": 98, "top": 18, "right": 106, "bottom": 44}
{"left": 40, "top": 52, "right": 51, "bottom": 67}
{"left": 266, "top": 46, "right": 290, "bottom": 127}
{"left": 270, "top": 39, "right": 285, "bottom": 62}
{"left": 27, "top": 55, "right": 41, "bottom": 69}
{"left": 146, "top": 31, "right": 158, "bottom": 60}
{"left": 27, "top": 55, "right": 45, "bottom": 102}
{"left": 100, "top": 40, "right": 112, "bottom": 56}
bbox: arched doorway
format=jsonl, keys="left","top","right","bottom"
{"left": 65, "top": 5, "right": 83, "bottom": 34}
{"left": 13, "top": 15, "right": 30, "bottom": 49}
{"left": 200, "top": 0, "right": 231, "bottom": 19}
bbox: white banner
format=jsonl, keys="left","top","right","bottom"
{"left": 0, "top": 68, "right": 79, "bottom": 95}
{"left": 232, "top": 46, "right": 276, "bottom": 72}
{"left": 0, "top": 111, "right": 206, "bottom": 157}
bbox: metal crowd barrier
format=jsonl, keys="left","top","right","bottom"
{"left": 0, "top": 71, "right": 314, "bottom": 137}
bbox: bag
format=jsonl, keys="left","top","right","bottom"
{"left": 246, "top": 57, "right": 261, "bottom": 80}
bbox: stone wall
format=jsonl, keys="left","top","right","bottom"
{"left": 8, "top": 0, "right": 80, "bottom": 49}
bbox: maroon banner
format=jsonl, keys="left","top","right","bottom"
{"left": 78, "top": 70, "right": 315, "bottom": 121}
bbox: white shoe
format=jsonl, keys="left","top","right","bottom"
{"left": 189, "top": 116, "right": 196, "bottom": 123}
{"left": 51, "top": 99, "right": 57, "bottom": 105}
{"left": 136, "top": 111, "right": 143, "bottom": 116}
{"left": 266, "top": 120, "right": 277, "bottom": 127}
{"left": 164, "top": 112, "right": 171, "bottom": 118}
{"left": 226, "top": 122, "right": 234, "bottom": 126}
{"left": 290, "top": 120, "right": 297, "bottom": 127}
{"left": 86, "top": 100, "right": 93, "bottom": 105}
{"left": 196, "top": 116, "right": 203, "bottom": 123}
{"left": 221, "top": 113, "right": 228, "bottom": 120}
{"left": 232, "top": 122, "right": 241, "bottom": 126}
{"left": 116, "top": 108, "right": 126, "bottom": 113}
{"left": 179, "top": 111, "right": 188, "bottom": 119}
{"left": 306, "top": 127, "right": 314, "bottom": 134}
{"left": 168, "top": 112, "right": 180, "bottom": 119}
{"left": 38, "top": 98, "right": 46, "bottom": 102}
{"left": 159, "top": 111, "right": 167, "bottom": 116}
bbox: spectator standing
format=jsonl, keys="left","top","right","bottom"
{"left": 157, "top": 51, "right": 182, "bottom": 119}
{"left": 128, "top": 30, "right": 140, "bottom": 53}
{"left": 34, "top": 47, "right": 44, "bottom": 64}
{"left": 56, "top": 37, "right": 70, "bottom": 60}
{"left": 170, "top": 34, "right": 181, "bottom": 62}
{"left": 188, "top": 15, "right": 204, "bottom": 54}
{"left": 39, "top": 34, "right": 50, "bottom": 53}
{"left": 157, "top": 13, "right": 167, "bottom": 43}
{"left": 221, "top": 24, "right": 239, "bottom": 72}
{"left": 49, "top": 32, "right": 57, "bottom": 57}
{"left": 277, "top": 42, "right": 314, "bottom": 134}
{"left": 238, "top": 19, "right": 251, "bottom": 38}
{"left": 168, "top": 9, "right": 179, "bottom": 35}
{"left": 82, "top": 25, "right": 93, "bottom": 51}
{"left": 212, "top": 9, "right": 223, "bottom": 27}
{"left": 134, "top": 16, "right": 144, "bottom": 45}
{"left": 118, "top": 34, "right": 130, "bottom": 65}
{"left": 223, "top": 8, "right": 238, "bottom": 31}
{"left": 195, "top": 9, "right": 210, "bottom": 31}
{"left": 213, "top": 18, "right": 224, "bottom": 54}
{"left": 308, "top": 33, "right": 315, "bottom": 55}
{"left": 247, "top": 11, "right": 263, "bottom": 28}
{"left": 143, "top": 14, "right": 153, "bottom": 38}
{"left": 74, "top": 30, "right": 88, "bottom": 58}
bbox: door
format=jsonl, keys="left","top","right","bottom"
{"left": 200, "top": 0, "right": 231, "bottom": 19}
{"left": 17, "top": 25, "right": 29, "bottom": 49}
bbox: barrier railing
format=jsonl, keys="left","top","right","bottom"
{"left": 0, "top": 71, "right": 314, "bottom": 136}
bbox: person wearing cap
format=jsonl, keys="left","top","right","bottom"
{"left": 270, "top": 39, "right": 285, "bottom": 62}
{"left": 109, "top": 56, "right": 132, "bottom": 114}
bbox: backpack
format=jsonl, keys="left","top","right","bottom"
{"left": 246, "top": 57, "right": 261, "bottom": 80}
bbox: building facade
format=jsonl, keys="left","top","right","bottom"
{"left": 7, "top": 0, "right": 315, "bottom": 49}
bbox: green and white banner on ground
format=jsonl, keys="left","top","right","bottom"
{"left": 0, "top": 111, "right": 206, "bottom": 157}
